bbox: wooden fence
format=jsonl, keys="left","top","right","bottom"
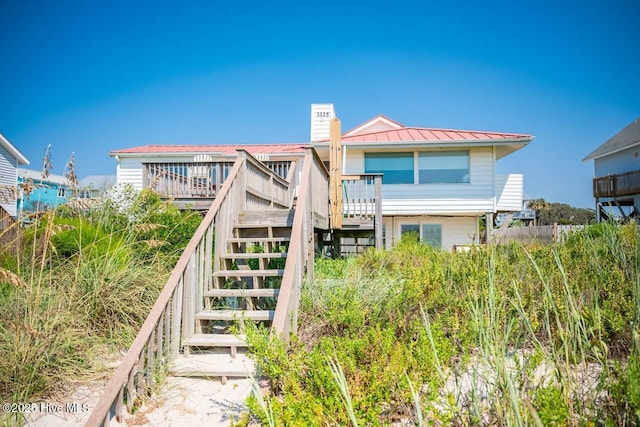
{"left": 494, "top": 224, "right": 585, "bottom": 246}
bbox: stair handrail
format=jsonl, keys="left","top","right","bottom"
{"left": 240, "top": 149, "right": 292, "bottom": 210}
{"left": 272, "top": 147, "right": 329, "bottom": 342}
{"left": 87, "top": 149, "right": 305, "bottom": 425}
{"left": 85, "top": 154, "right": 247, "bottom": 427}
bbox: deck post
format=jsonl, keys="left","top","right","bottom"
{"left": 329, "top": 117, "right": 343, "bottom": 229}
{"left": 485, "top": 213, "right": 493, "bottom": 244}
{"left": 374, "top": 175, "right": 383, "bottom": 249}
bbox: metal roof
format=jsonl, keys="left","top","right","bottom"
{"left": 338, "top": 127, "right": 532, "bottom": 143}
{"left": 110, "top": 144, "right": 306, "bottom": 156}
{"left": 18, "top": 168, "right": 67, "bottom": 185}
{"left": 583, "top": 117, "right": 640, "bottom": 161}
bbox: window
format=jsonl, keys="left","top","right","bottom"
{"left": 365, "top": 152, "right": 413, "bottom": 184}
{"left": 400, "top": 222, "right": 442, "bottom": 248}
{"left": 419, "top": 151, "right": 469, "bottom": 184}
{"left": 365, "top": 151, "right": 470, "bottom": 184}
{"left": 421, "top": 224, "right": 442, "bottom": 249}
{"left": 57, "top": 187, "right": 65, "bottom": 197}
{"left": 401, "top": 224, "right": 420, "bottom": 241}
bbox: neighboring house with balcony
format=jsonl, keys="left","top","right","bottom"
{"left": 583, "top": 117, "right": 640, "bottom": 221}
{"left": 111, "top": 104, "right": 532, "bottom": 251}
{"left": 0, "top": 133, "right": 30, "bottom": 217}
{"left": 17, "top": 168, "right": 70, "bottom": 213}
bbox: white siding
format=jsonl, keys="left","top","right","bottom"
{"left": 116, "top": 158, "right": 144, "bottom": 190}
{"left": 495, "top": 174, "right": 523, "bottom": 211}
{"left": 346, "top": 147, "right": 495, "bottom": 214}
{"left": 310, "top": 104, "right": 335, "bottom": 142}
{"left": 594, "top": 146, "right": 640, "bottom": 177}
{"left": 0, "top": 144, "right": 17, "bottom": 216}
{"left": 386, "top": 215, "right": 478, "bottom": 251}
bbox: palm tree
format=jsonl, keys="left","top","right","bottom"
{"left": 527, "top": 198, "right": 550, "bottom": 226}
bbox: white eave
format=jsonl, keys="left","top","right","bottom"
{"left": 582, "top": 140, "right": 640, "bottom": 161}
{"left": 0, "top": 133, "right": 30, "bottom": 165}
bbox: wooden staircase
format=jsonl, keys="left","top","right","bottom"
{"left": 86, "top": 148, "right": 330, "bottom": 426}
{"left": 181, "top": 208, "right": 293, "bottom": 360}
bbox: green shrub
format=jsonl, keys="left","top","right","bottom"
{"left": 248, "top": 222, "right": 640, "bottom": 425}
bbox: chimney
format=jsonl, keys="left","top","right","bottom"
{"left": 310, "top": 104, "right": 336, "bottom": 142}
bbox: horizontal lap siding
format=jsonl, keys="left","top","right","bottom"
{"left": 595, "top": 147, "right": 640, "bottom": 177}
{"left": 495, "top": 174, "right": 523, "bottom": 211}
{"left": 346, "top": 147, "right": 494, "bottom": 214}
{"left": 0, "top": 145, "right": 17, "bottom": 216}
{"left": 116, "top": 158, "right": 144, "bottom": 190}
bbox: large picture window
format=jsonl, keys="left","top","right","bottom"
{"left": 419, "top": 151, "right": 469, "bottom": 184}
{"left": 365, "top": 152, "right": 413, "bottom": 184}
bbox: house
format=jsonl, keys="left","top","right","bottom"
{"left": 309, "top": 105, "right": 532, "bottom": 250}
{"left": 17, "top": 168, "right": 70, "bottom": 213}
{"left": 0, "top": 133, "right": 30, "bottom": 217}
{"left": 111, "top": 104, "right": 532, "bottom": 251}
{"left": 583, "top": 117, "right": 640, "bottom": 221}
{"left": 77, "top": 175, "right": 117, "bottom": 198}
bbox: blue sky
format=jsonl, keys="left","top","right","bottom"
{"left": 1, "top": 0, "right": 638, "bottom": 208}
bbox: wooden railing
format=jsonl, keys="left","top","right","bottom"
{"left": 340, "top": 174, "right": 383, "bottom": 248}
{"left": 143, "top": 160, "right": 292, "bottom": 199}
{"left": 86, "top": 150, "right": 293, "bottom": 427}
{"left": 144, "top": 161, "right": 234, "bottom": 198}
{"left": 272, "top": 148, "right": 329, "bottom": 343}
{"left": 341, "top": 174, "right": 382, "bottom": 220}
{"left": 593, "top": 170, "right": 640, "bottom": 198}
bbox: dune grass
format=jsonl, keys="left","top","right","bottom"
{"left": 247, "top": 223, "right": 640, "bottom": 425}
{"left": 0, "top": 188, "right": 201, "bottom": 425}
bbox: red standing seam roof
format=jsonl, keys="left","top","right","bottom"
{"left": 111, "top": 144, "right": 307, "bottom": 155}
{"left": 334, "top": 127, "right": 532, "bottom": 143}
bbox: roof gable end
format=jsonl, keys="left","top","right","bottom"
{"left": 0, "top": 133, "right": 30, "bottom": 165}
{"left": 583, "top": 117, "right": 640, "bottom": 161}
{"left": 343, "top": 115, "right": 404, "bottom": 137}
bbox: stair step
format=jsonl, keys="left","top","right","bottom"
{"left": 195, "top": 310, "right": 275, "bottom": 321}
{"left": 213, "top": 269, "right": 284, "bottom": 277}
{"left": 220, "top": 252, "right": 287, "bottom": 259}
{"left": 182, "top": 333, "right": 247, "bottom": 348}
{"left": 171, "top": 350, "right": 255, "bottom": 378}
{"left": 204, "top": 288, "right": 280, "bottom": 298}
{"left": 234, "top": 223, "right": 292, "bottom": 229}
{"left": 228, "top": 237, "right": 290, "bottom": 243}
{"left": 239, "top": 209, "right": 294, "bottom": 227}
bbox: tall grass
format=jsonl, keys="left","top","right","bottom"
{"left": 246, "top": 223, "right": 640, "bottom": 425}
{"left": 0, "top": 187, "right": 201, "bottom": 425}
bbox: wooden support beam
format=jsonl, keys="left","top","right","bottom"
{"left": 329, "top": 117, "right": 343, "bottom": 229}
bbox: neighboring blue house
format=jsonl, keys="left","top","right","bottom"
{"left": 17, "top": 168, "right": 70, "bottom": 213}
{"left": 583, "top": 117, "right": 640, "bottom": 221}
{"left": 0, "top": 133, "right": 30, "bottom": 217}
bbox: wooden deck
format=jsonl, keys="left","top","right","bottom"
{"left": 143, "top": 159, "right": 293, "bottom": 208}
{"left": 593, "top": 169, "right": 640, "bottom": 198}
